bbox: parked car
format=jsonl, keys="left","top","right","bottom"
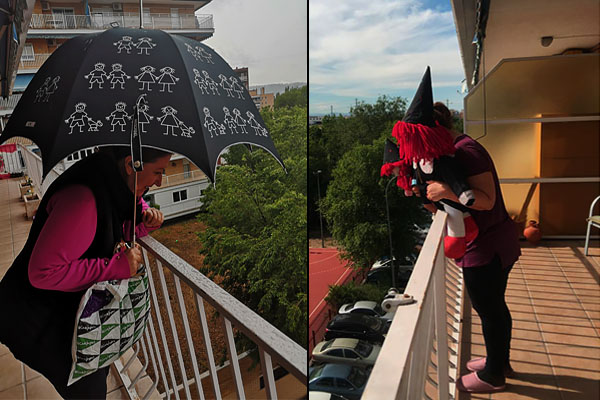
{"left": 309, "top": 363, "right": 371, "bottom": 400}
{"left": 309, "top": 391, "right": 351, "bottom": 400}
{"left": 312, "top": 338, "right": 381, "bottom": 366}
{"left": 324, "top": 314, "right": 388, "bottom": 344}
{"left": 366, "top": 265, "right": 413, "bottom": 291}
{"left": 338, "top": 300, "right": 394, "bottom": 322}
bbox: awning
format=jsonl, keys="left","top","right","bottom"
{"left": 13, "top": 73, "right": 34, "bottom": 92}
{"left": 465, "top": 53, "right": 600, "bottom": 122}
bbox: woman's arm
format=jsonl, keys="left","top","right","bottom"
{"left": 28, "top": 185, "right": 131, "bottom": 292}
{"left": 425, "top": 171, "right": 496, "bottom": 211}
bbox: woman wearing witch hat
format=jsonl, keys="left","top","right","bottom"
{"left": 0, "top": 147, "right": 170, "bottom": 398}
{"left": 382, "top": 67, "right": 521, "bottom": 393}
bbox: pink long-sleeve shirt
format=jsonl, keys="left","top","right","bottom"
{"left": 28, "top": 184, "right": 159, "bottom": 292}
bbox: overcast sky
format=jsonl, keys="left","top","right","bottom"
{"left": 200, "top": 0, "right": 307, "bottom": 86}
{"left": 310, "top": 0, "right": 466, "bottom": 115}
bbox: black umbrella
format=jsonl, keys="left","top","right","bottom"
{"left": 0, "top": 27, "right": 285, "bottom": 180}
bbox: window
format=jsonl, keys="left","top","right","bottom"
{"left": 183, "top": 162, "right": 191, "bottom": 179}
{"left": 315, "top": 377, "right": 334, "bottom": 387}
{"left": 336, "top": 378, "right": 353, "bottom": 389}
{"left": 344, "top": 349, "right": 359, "bottom": 359}
{"left": 21, "top": 44, "right": 35, "bottom": 62}
{"left": 326, "top": 349, "right": 344, "bottom": 357}
{"left": 172, "top": 189, "right": 187, "bottom": 203}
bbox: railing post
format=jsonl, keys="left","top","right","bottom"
{"left": 222, "top": 317, "right": 246, "bottom": 400}
{"left": 258, "top": 348, "right": 277, "bottom": 400}
{"left": 434, "top": 247, "right": 450, "bottom": 399}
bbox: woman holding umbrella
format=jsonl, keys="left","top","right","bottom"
{"left": 0, "top": 146, "right": 170, "bottom": 398}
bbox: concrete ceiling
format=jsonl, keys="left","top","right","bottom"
{"left": 452, "top": 0, "right": 600, "bottom": 90}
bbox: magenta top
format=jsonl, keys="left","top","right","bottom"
{"left": 453, "top": 135, "right": 521, "bottom": 269}
{"left": 28, "top": 184, "right": 159, "bottom": 292}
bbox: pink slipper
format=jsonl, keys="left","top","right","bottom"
{"left": 456, "top": 372, "right": 505, "bottom": 393}
{"left": 466, "top": 357, "right": 515, "bottom": 377}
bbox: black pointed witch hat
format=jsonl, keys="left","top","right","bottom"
{"left": 383, "top": 138, "right": 400, "bottom": 165}
{"left": 402, "top": 66, "right": 435, "bottom": 127}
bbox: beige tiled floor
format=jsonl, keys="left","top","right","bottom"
{"left": 0, "top": 178, "right": 129, "bottom": 399}
{"left": 458, "top": 240, "right": 600, "bottom": 399}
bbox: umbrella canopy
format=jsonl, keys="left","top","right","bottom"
{"left": 0, "top": 27, "right": 284, "bottom": 179}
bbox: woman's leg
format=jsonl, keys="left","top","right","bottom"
{"left": 463, "top": 255, "right": 513, "bottom": 386}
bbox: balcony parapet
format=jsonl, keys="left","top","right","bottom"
{"left": 362, "top": 211, "right": 463, "bottom": 399}
{"left": 137, "top": 235, "right": 307, "bottom": 399}
{"left": 29, "top": 13, "right": 214, "bottom": 31}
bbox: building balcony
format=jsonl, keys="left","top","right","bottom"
{"left": 27, "top": 13, "right": 214, "bottom": 39}
{"left": 360, "top": 212, "right": 600, "bottom": 399}
{"left": 0, "top": 145, "right": 307, "bottom": 399}
{"left": 18, "top": 53, "right": 51, "bottom": 71}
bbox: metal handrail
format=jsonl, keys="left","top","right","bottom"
{"left": 138, "top": 235, "right": 307, "bottom": 399}
{"left": 29, "top": 13, "right": 213, "bottom": 30}
{"left": 19, "top": 53, "right": 51, "bottom": 70}
{"left": 362, "top": 211, "right": 462, "bottom": 399}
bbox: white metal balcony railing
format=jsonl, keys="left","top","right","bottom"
{"left": 17, "top": 144, "right": 307, "bottom": 399}
{"left": 29, "top": 13, "right": 214, "bottom": 31}
{"left": 362, "top": 212, "right": 464, "bottom": 400}
{"left": 161, "top": 170, "right": 208, "bottom": 187}
{"left": 19, "top": 53, "right": 51, "bottom": 70}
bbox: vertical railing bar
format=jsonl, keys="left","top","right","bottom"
{"left": 258, "top": 348, "right": 277, "bottom": 400}
{"left": 145, "top": 309, "right": 171, "bottom": 399}
{"left": 422, "top": 289, "right": 437, "bottom": 399}
{"left": 129, "top": 339, "right": 150, "bottom": 389}
{"left": 144, "top": 253, "right": 180, "bottom": 400}
{"left": 156, "top": 260, "right": 193, "bottom": 400}
{"left": 222, "top": 317, "right": 246, "bottom": 400}
{"left": 194, "top": 294, "right": 222, "bottom": 399}
{"left": 141, "top": 331, "right": 161, "bottom": 400}
{"left": 173, "top": 275, "right": 206, "bottom": 400}
{"left": 122, "top": 343, "right": 140, "bottom": 372}
{"left": 434, "top": 250, "right": 450, "bottom": 400}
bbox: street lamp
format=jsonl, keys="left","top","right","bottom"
{"left": 313, "top": 169, "right": 325, "bottom": 248}
{"left": 384, "top": 175, "right": 397, "bottom": 289}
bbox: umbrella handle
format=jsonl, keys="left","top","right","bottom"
{"left": 132, "top": 171, "right": 138, "bottom": 246}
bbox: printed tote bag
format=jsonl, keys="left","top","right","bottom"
{"left": 68, "top": 273, "right": 151, "bottom": 385}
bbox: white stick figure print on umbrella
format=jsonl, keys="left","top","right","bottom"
{"left": 134, "top": 66, "right": 157, "bottom": 91}
{"left": 192, "top": 69, "right": 209, "bottom": 94}
{"left": 84, "top": 63, "right": 109, "bottom": 89}
{"left": 65, "top": 103, "right": 95, "bottom": 134}
{"left": 105, "top": 102, "right": 132, "bottom": 132}
{"left": 1, "top": 27, "right": 285, "bottom": 184}
{"left": 157, "top": 67, "right": 179, "bottom": 93}
{"left": 230, "top": 77, "right": 245, "bottom": 99}
{"left": 108, "top": 64, "right": 131, "bottom": 89}
{"left": 223, "top": 107, "right": 238, "bottom": 134}
{"left": 202, "top": 70, "right": 220, "bottom": 95}
{"left": 134, "top": 37, "right": 156, "bottom": 55}
{"left": 114, "top": 36, "right": 134, "bottom": 54}
{"left": 219, "top": 74, "right": 234, "bottom": 97}
{"left": 34, "top": 77, "right": 51, "bottom": 102}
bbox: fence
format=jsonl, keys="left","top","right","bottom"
{"left": 29, "top": 13, "right": 214, "bottom": 31}
{"left": 362, "top": 211, "right": 463, "bottom": 399}
{"left": 124, "top": 235, "right": 307, "bottom": 399}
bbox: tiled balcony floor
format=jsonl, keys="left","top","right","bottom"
{"left": 458, "top": 240, "right": 600, "bottom": 399}
{"left": 0, "top": 178, "right": 131, "bottom": 399}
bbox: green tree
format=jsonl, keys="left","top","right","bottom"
{"left": 321, "top": 136, "right": 430, "bottom": 270}
{"left": 197, "top": 106, "right": 307, "bottom": 349}
{"left": 308, "top": 96, "right": 407, "bottom": 234}
{"left": 274, "top": 85, "right": 307, "bottom": 109}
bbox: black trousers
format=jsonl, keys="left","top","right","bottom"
{"left": 463, "top": 255, "right": 513, "bottom": 381}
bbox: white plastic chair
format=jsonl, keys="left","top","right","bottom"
{"left": 584, "top": 195, "right": 600, "bottom": 256}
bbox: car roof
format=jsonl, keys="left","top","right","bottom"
{"left": 329, "top": 338, "right": 359, "bottom": 348}
{"left": 318, "top": 363, "right": 353, "bottom": 378}
{"left": 353, "top": 301, "right": 377, "bottom": 309}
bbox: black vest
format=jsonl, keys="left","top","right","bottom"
{"left": 0, "top": 152, "right": 140, "bottom": 382}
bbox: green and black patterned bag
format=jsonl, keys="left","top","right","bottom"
{"left": 68, "top": 273, "right": 151, "bottom": 385}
